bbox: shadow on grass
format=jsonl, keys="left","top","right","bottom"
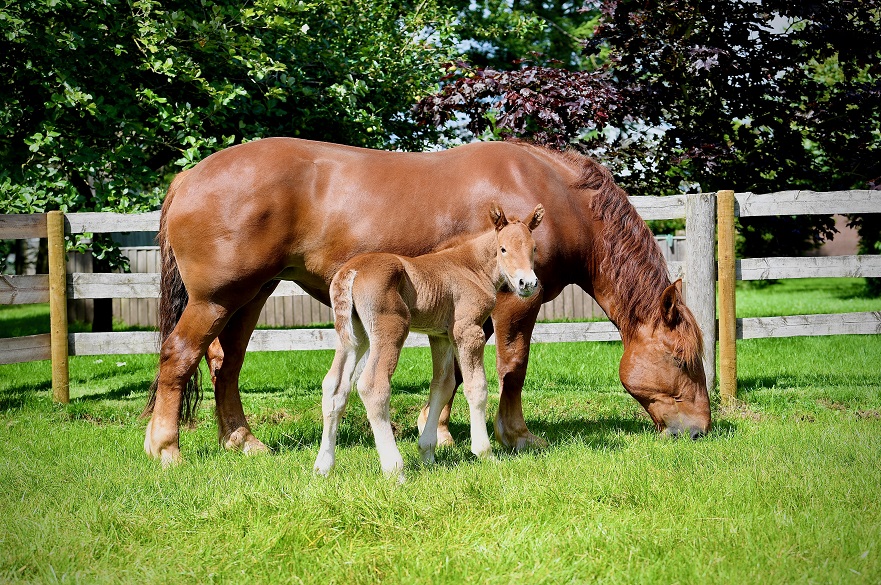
{"left": 75, "top": 381, "right": 149, "bottom": 402}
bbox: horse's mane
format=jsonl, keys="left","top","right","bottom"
{"left": 535, "top": 145, "right": 703, "bottom": 370}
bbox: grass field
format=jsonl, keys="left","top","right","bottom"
{"left": 0, "top": 278, "right": 879, "bottom": 583}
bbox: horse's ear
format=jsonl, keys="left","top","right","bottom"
{"left": 527, "top": 204, "right": 545, "bottom": 231}
{"left": 660, "top": 279, "right": 683, "bottom": 326}
{"left": 489, "top": 201, "right": 508, "bottom": 230}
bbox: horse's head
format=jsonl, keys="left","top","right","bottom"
{"left": 619, "top": 279, "right": 711, "bottom": 439}
{"left": 490, "top": 202, "right": 544, "bottom": 298}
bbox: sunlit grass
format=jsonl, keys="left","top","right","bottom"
{"left": 0, "top": 280, "right": 879, "bottom": 583}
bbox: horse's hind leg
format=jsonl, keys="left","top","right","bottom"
{"left": 314, "top": 323, "right": 367, "bottom": 475}
{"left": 206, "top": 281, "right": 278, "bottom": 454}
{"left": 358, "top": 315, "right": 408, "bottom": 481}
{"left": 145, "top": 300, "right": 233, "bottom": 466}
{"left": 418, "top": 337, "right": 456, "bottom": 464}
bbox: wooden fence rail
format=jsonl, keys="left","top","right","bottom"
{"left": 2, "top": 188, "right": 878, "bottom": 407}
{"left": 715, "top": 189, "right": 881, "bottom": 403}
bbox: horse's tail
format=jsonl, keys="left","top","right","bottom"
{"left": 142, "top": 170, "right": 202, "bottom": 423}
{"left": 330, "top": 268, "right": 358, "bottom": 347}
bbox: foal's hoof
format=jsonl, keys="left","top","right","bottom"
{"left": 223, "top": 427, "right": 269, "bottom": 455}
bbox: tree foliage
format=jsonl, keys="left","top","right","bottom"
{"left": 0, "top": 0, "right": 457, "bottom": 222}
{"left": 417, "top": 0, "right": 881, "bottom": 259}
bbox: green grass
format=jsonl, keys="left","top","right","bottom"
{"left": 0, "top": 279, "right": 880, "bottom": 583}
{"left": 735, "top": 277, "right": 879, "bottom": 318}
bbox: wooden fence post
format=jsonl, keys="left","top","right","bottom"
{"left": 47, "top": 210, "right": 69, "bottom": 404}
{"left": 685, "top": 193, "right": 717, "bottom": 392}
{"left": 716, "top": 190, "right": 737, "bottom": 404}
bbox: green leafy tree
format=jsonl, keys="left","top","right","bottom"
{"left": 1, "top": 0, "right": 457, "bottom": 218}
{"left": 418, "top": 0, "right": 881, "bottom": 268}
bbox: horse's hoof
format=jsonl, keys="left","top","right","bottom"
{"left": 223, "top": 427, "right": 267, "bottom": 454}
{"left": 145, "top": 419, "right": 182, "bottom": 465}
{"left": 160, "top": 448, "right": 183, "bottom": 468}
{"left": 436, "top": 428, "right": 455, "bottom": 448}
{"left": 494, "top": 421, "right": 548, "bottom": 451}
{"left": 242, "top": 437, "right": 269, "bottom": 455}
{"left": 314, "top": 452, "right": 335, "bottom": 476}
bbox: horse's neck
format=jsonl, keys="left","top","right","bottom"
{"left": 585, "top": 225, "right": 669, "bottom": 344}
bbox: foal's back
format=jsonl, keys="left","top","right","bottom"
{"left": 330, "top": 238, "right": 493, "bottom": 342}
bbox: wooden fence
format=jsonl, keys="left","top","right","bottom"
{"left": 715, "top": 189, "right": 881, "bottom": 402}
{"left": 65, "top": 237, "right": 685, "bottom": 328}
{"left": 1, "top": 189, "right": 878, "bottom": 406}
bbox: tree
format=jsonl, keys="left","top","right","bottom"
{"left": 416, "top": 0, "right": 881, "bottom": 262}
{"left": 0, "top": 0, "right": 457, "bottom": 217}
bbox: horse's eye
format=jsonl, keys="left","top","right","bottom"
{"left": 501, "top": 247, "right": 506, "bottom": 254}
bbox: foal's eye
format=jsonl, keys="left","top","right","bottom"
{"left": 500, "top": 247, "right": 507, "bottom": 254}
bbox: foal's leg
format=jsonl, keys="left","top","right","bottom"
{"left": 145, "top": 300, "right": 232, "bottom": 466}
{"left": 314, "top": 323, "right": 367, "bottom": 475}
{"left": 206, "top": 281, "right": 278, "bottom": 454}
{"left": 358, "top": 314, "right": 408, "bottom": 480}
{"left": 418, "top": 337, "right": 456, "bottom": 464}
{"left": 491, "top": 290, "right": 546, "bottom": 450}
{"left": 417, "top": 319, "right": 492, "bottom": 447}
{"left": 453, "top": 323, "right": 493, "bottom": 459}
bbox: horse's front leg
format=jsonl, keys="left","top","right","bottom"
{"left": 453, "top": 323, "right": 492, "bottom": 459}
{"left": 418, "top": 337, "right": 456, "bottom": 464}
{"left": 205, "top": 282, "right": 277, "bottom": 454}
{"left": 417, "top": 319, "right": 492, "bottom": 446}
{"left": 491, "top": 289, "right": 546, "bottom": 451}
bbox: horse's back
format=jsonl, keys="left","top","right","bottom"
{"left": 163, "top": 138, "right": 588, "bottom": 300}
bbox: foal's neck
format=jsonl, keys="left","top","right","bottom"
{"left": 449, "top": 229, "right": 501, "bottom": 289}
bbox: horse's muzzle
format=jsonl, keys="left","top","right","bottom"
{"left": 663, "top": 418, "right": 710, "bottom": 440}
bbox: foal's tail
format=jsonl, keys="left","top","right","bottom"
{"left": 330, "top": 269, "right": 358, "bottom": 347}
{"left": 142, "top": 170, "right": 201, "bottom": 423}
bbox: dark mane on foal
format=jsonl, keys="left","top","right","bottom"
{"left": 542, "top": 146, "right": 703, "bottom": 369}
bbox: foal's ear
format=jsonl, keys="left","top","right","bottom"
{"left": 660, "top": 279, "right": 684, "bottom": 326}
{"left": 528, "top": 204, "right": 545, "bottom": 231}
{"left": 489, "top": 201, "right": 508, "bottom": 230}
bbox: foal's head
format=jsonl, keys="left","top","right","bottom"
{"left": 490, "top": 202, "right": 544, "bottom": 297}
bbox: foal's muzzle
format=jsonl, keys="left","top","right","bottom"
{"left": 512, "top": 270, "right": 539, "bottom": 298}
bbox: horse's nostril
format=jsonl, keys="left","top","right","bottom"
{"left": 690, "top": 428, "right": 704, "bottom": 440}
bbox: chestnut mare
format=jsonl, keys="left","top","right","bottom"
{"left": 314, "top": 202, "right": 544, "bottom": 480}
{"left": 143, "top": 137, "right": 710, "bottom": 466}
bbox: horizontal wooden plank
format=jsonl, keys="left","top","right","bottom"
{"left": 69, "top": 331, "right": 159, "bottom": 356}
{"left": 0, "top": 275, "right": 50, "bottom": 304}
{"left": 69, "top": 273, "right": 159, "bottom": 299}
{"left": 271, "top": 281, "right": 309, "bottom": 297}
{"left": 738, "top": 312, "right": 881, "bottom": 339}
{"left": 0, "top": 333, "right": 51, "bottom": 364}
{"left": 0, "top": 214, "right": 47, "bottom": 239}
{"left": 530, "top": 321, "right": 621, "bottom": 343}
{"left": 734, "top": 190, "right": 880, "bottom": 217}
{"left": 631, "top": 195, "right": 687, "bottom": 220}
{"left": 67, "top": 273, "right": 312, "bottom": 299}
{"left": 65, "top": 211, "right": 161, "bottom": 235}
{"left": 738, "top": 255, "right": 881, "bottom": 280}
{"left": 67, "top": 320, "right": 628, "bottom": 357}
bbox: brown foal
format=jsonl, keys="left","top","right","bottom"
{"left": 314, "top": 203, "right": 544, "bottom": 479}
